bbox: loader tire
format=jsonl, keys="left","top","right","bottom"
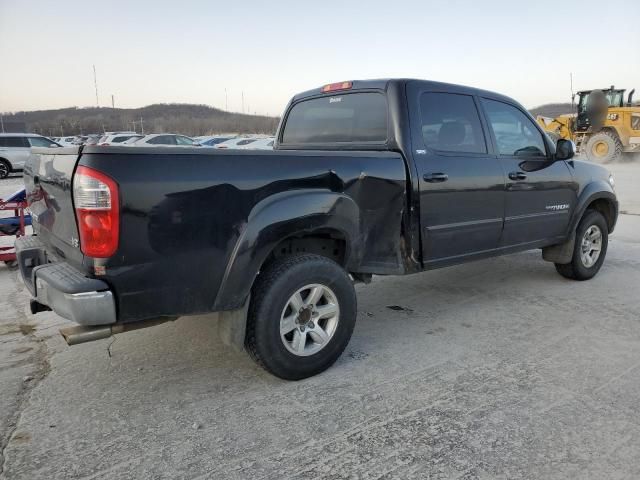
{"left": 585, "top": 131, "right": 622, "bottom": 164}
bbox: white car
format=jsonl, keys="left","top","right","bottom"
{"left": 237, "top": 137, "right": 275, "bottom": 150}
{"left": 98, "top": 133, "right": 144, "bottom": 146}
{"left": 215, "top": 137, "right": 261, "bottom": 149}
{"left": 51, "top": 136, "right": 76, "bottom": 147}
{"left": 0, "top": 133, "right": 60, "bottom": 179}
{"left": 123, "top": 134, "right": 198, "bottom": 147}
{"left": 198, "top": 135, "right": 237, "bottom": 147}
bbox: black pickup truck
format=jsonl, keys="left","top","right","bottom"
{"left": 17, "top": 79, "right": 618, "bottom": 379}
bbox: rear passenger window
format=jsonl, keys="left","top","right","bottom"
{"left": 0, "top": 137, "right": 28, "bottom": 147}
{"left": 420, "top": 93, "right": 486, "bottom": 154}
{"left": 482, "top": 99, "right": 547, "bottom": 157}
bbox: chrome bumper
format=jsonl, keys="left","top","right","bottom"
{"left": 15, "top": 236, "right": 116, "bottom": 326}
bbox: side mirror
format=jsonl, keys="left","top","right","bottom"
{"left": 49, "top": 143, "right": 60, "bottom": 148}
{"left": 555, "top": 139, "right": 575, "bottom": 160}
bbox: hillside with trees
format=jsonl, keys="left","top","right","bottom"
{"left": 1, "top": 103, "right": 280, "bottom": 137}
{"left": 1, "top": 101, "right": 578, "bottom": 137}
{"left": 529, "top": 103, "right": 574, "bottom": 119}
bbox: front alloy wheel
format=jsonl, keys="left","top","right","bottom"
{"left": 579, "top": 225, "right": 603, "bottom": 268}
{"left": 555, "top": 210, "right": 609, "bottom": 281}
{"left": 0, "top": 161, "right": 10, "bottom": 179}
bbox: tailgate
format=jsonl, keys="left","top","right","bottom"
{"left": 25, "top": 147, "right": 85, "bottom": 269}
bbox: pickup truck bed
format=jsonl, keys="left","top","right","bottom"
{"left": 22, "top": 146, "right": 407, "bottom": 322}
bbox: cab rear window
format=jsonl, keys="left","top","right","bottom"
{"left": 281, "top": 92, "right": 387, "bottom": 145}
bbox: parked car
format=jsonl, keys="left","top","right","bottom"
{"left": 19, "top": 79, "right": 618, "bottom": 380}
{"left": 98, "top": 134, "right": 143, "bottom": 146}
{"left": 123, "top": 134, "right": 199, "bottom": 146}
{"left": 83, "top": 135, "right": 104, "bottom": 146}
{"left": 198, "top": 136, "right": 237, "bottom": 147}
{"left": 215, "top": 137, "right": 259, "bottom": 149}
{"left": 0, "top": 133, "right": 60, "bottom": 179}
{"left": 237, "top": 137, "right": 275, "bottom": 150}
{"left": 52, "top": 136, "right": 77, "bottom": 147}
{"left": 71, "top": 136, "right": 89, "bottom": 145}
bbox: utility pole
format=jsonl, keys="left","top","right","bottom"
{"left": 93, "top": 65, "right": 100, "bottom": 108}
{"left": 0, "top": 114, "right": 4, "bottom": 133}
{"left": 225, "top": 88, "right": 228, "bottom": 111}
{"left": 111, "top": 94, "right": 115, "bottom": 108}
{"left": 139, "top": 116, "right": 144, "bottom": 135}
{"left": 241, "top": 91, "right": 244, "bottom": 114}
{"left": 570, "top": 72, "right": 575, "bottom": 108}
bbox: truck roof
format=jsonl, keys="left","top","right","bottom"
{"left": 291, "top": 78, "right": 517, "bottom": 105}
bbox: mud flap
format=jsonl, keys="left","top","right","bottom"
{"left": 216, "top": 296, "right": 250, "bottom": 353}
{"left": 542, "top": 232, "right": 575, "bottom": 264}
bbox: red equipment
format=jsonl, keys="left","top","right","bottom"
{"left": 0, "top": 188, "right": 32, "bottom": 268}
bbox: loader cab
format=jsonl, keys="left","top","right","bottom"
{"left": 576, "top": 87, "right": 625, "bottom": 131}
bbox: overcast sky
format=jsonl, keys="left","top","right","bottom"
{"left": 1, "top": 0, "right": 638, "bottom": 116}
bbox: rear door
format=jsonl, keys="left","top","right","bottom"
{"left": 408, "top": 84, "right": 505, "bottom": 265}
{"left": 479, "top": 98, "right": 576, "bottom": 246}
{"left": 25, "top": 147, "right": 85, "bottom": 269}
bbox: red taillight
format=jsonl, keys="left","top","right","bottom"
{"left": 73, "top": 166, "right": 119, "bottom": 257}
{"left": 321, "top": 81, "right": 352, "bottom": 93}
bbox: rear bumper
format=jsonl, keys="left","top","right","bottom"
{"left": 15, "top": 236, "right": 116, "bottom": 326}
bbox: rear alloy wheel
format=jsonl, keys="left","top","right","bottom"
{"left": 0, "top": 160, "right": 10, "bottom": 179}
{"left": 555, "top": 210, "right": 609, "bottom": 280}
{"left": 585, "top": 131, "right": 623, "bottom": 164}
{"left": 246, "top": 253, "right": 356, "bottom": 380}
{"left": 279, "top": 283, "right": 341, "bottom": 357}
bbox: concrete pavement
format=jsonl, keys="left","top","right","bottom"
{"left": 1, "top": 163, "right": 639, "bottom": 479}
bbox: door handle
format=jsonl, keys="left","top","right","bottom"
{"left": 423, "top": 172, "right": 449, "bottom": 183}
{"left": 508, "top": 171, "right": 527, "bottom": 181}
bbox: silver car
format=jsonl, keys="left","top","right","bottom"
{"left": 0, "top": 133, "right": 60, "bottom": 179}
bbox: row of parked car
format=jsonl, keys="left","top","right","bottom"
{"left": 51, "top": 132, "right": 275, "bottom": 150}
{"left": 0, "top": 132, "right": 275, "bottom": 179}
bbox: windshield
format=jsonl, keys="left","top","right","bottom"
{"left": 578, "top": 90, "right": 624, "bottom": 113}
{"left": 281, "top": 92, "right": 387, "bottom": 145}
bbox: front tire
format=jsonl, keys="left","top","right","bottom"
{"left": 246, "top": 253, "right": 357, "bottom": 380}
{"left": 0, "top": 160, "right": 10, "bottom": 179}
{"left": 555, "top": 210, "right": 608, "bottom": 280}
{"left": 585, "top": 131, "right": 622, "bottom": 164}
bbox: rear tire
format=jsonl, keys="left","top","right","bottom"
{"left": 585, "top": 131, "right": 622, "bottom": 164}
{"left": 554, "top": 210, "right": 608, "bottom": 280}
{"left": 246, "top": 253, "right": 357, "bottom": 380}
{"left": 0, "top": 160, "right": 10, "bottom": 179}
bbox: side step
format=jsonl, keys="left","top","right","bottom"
{"left": 60, "top": 317, "right": 176, "bottom": 346}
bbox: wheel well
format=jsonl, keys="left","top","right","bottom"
{"left": 586, "top": 198, "right": 615, "bottom": 231}
{"left": 264, "top": 230, "right": 348, "bottom": 269}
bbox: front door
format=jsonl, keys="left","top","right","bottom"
{"left": 409, "top": 87, "right": 505, "bottom": 266}
{"left": 480, "top": 98, "right": 576, "bottom": 246}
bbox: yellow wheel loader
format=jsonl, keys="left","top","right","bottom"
{"left": 537, "top": 86, "right": 640, "bottom": 163}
